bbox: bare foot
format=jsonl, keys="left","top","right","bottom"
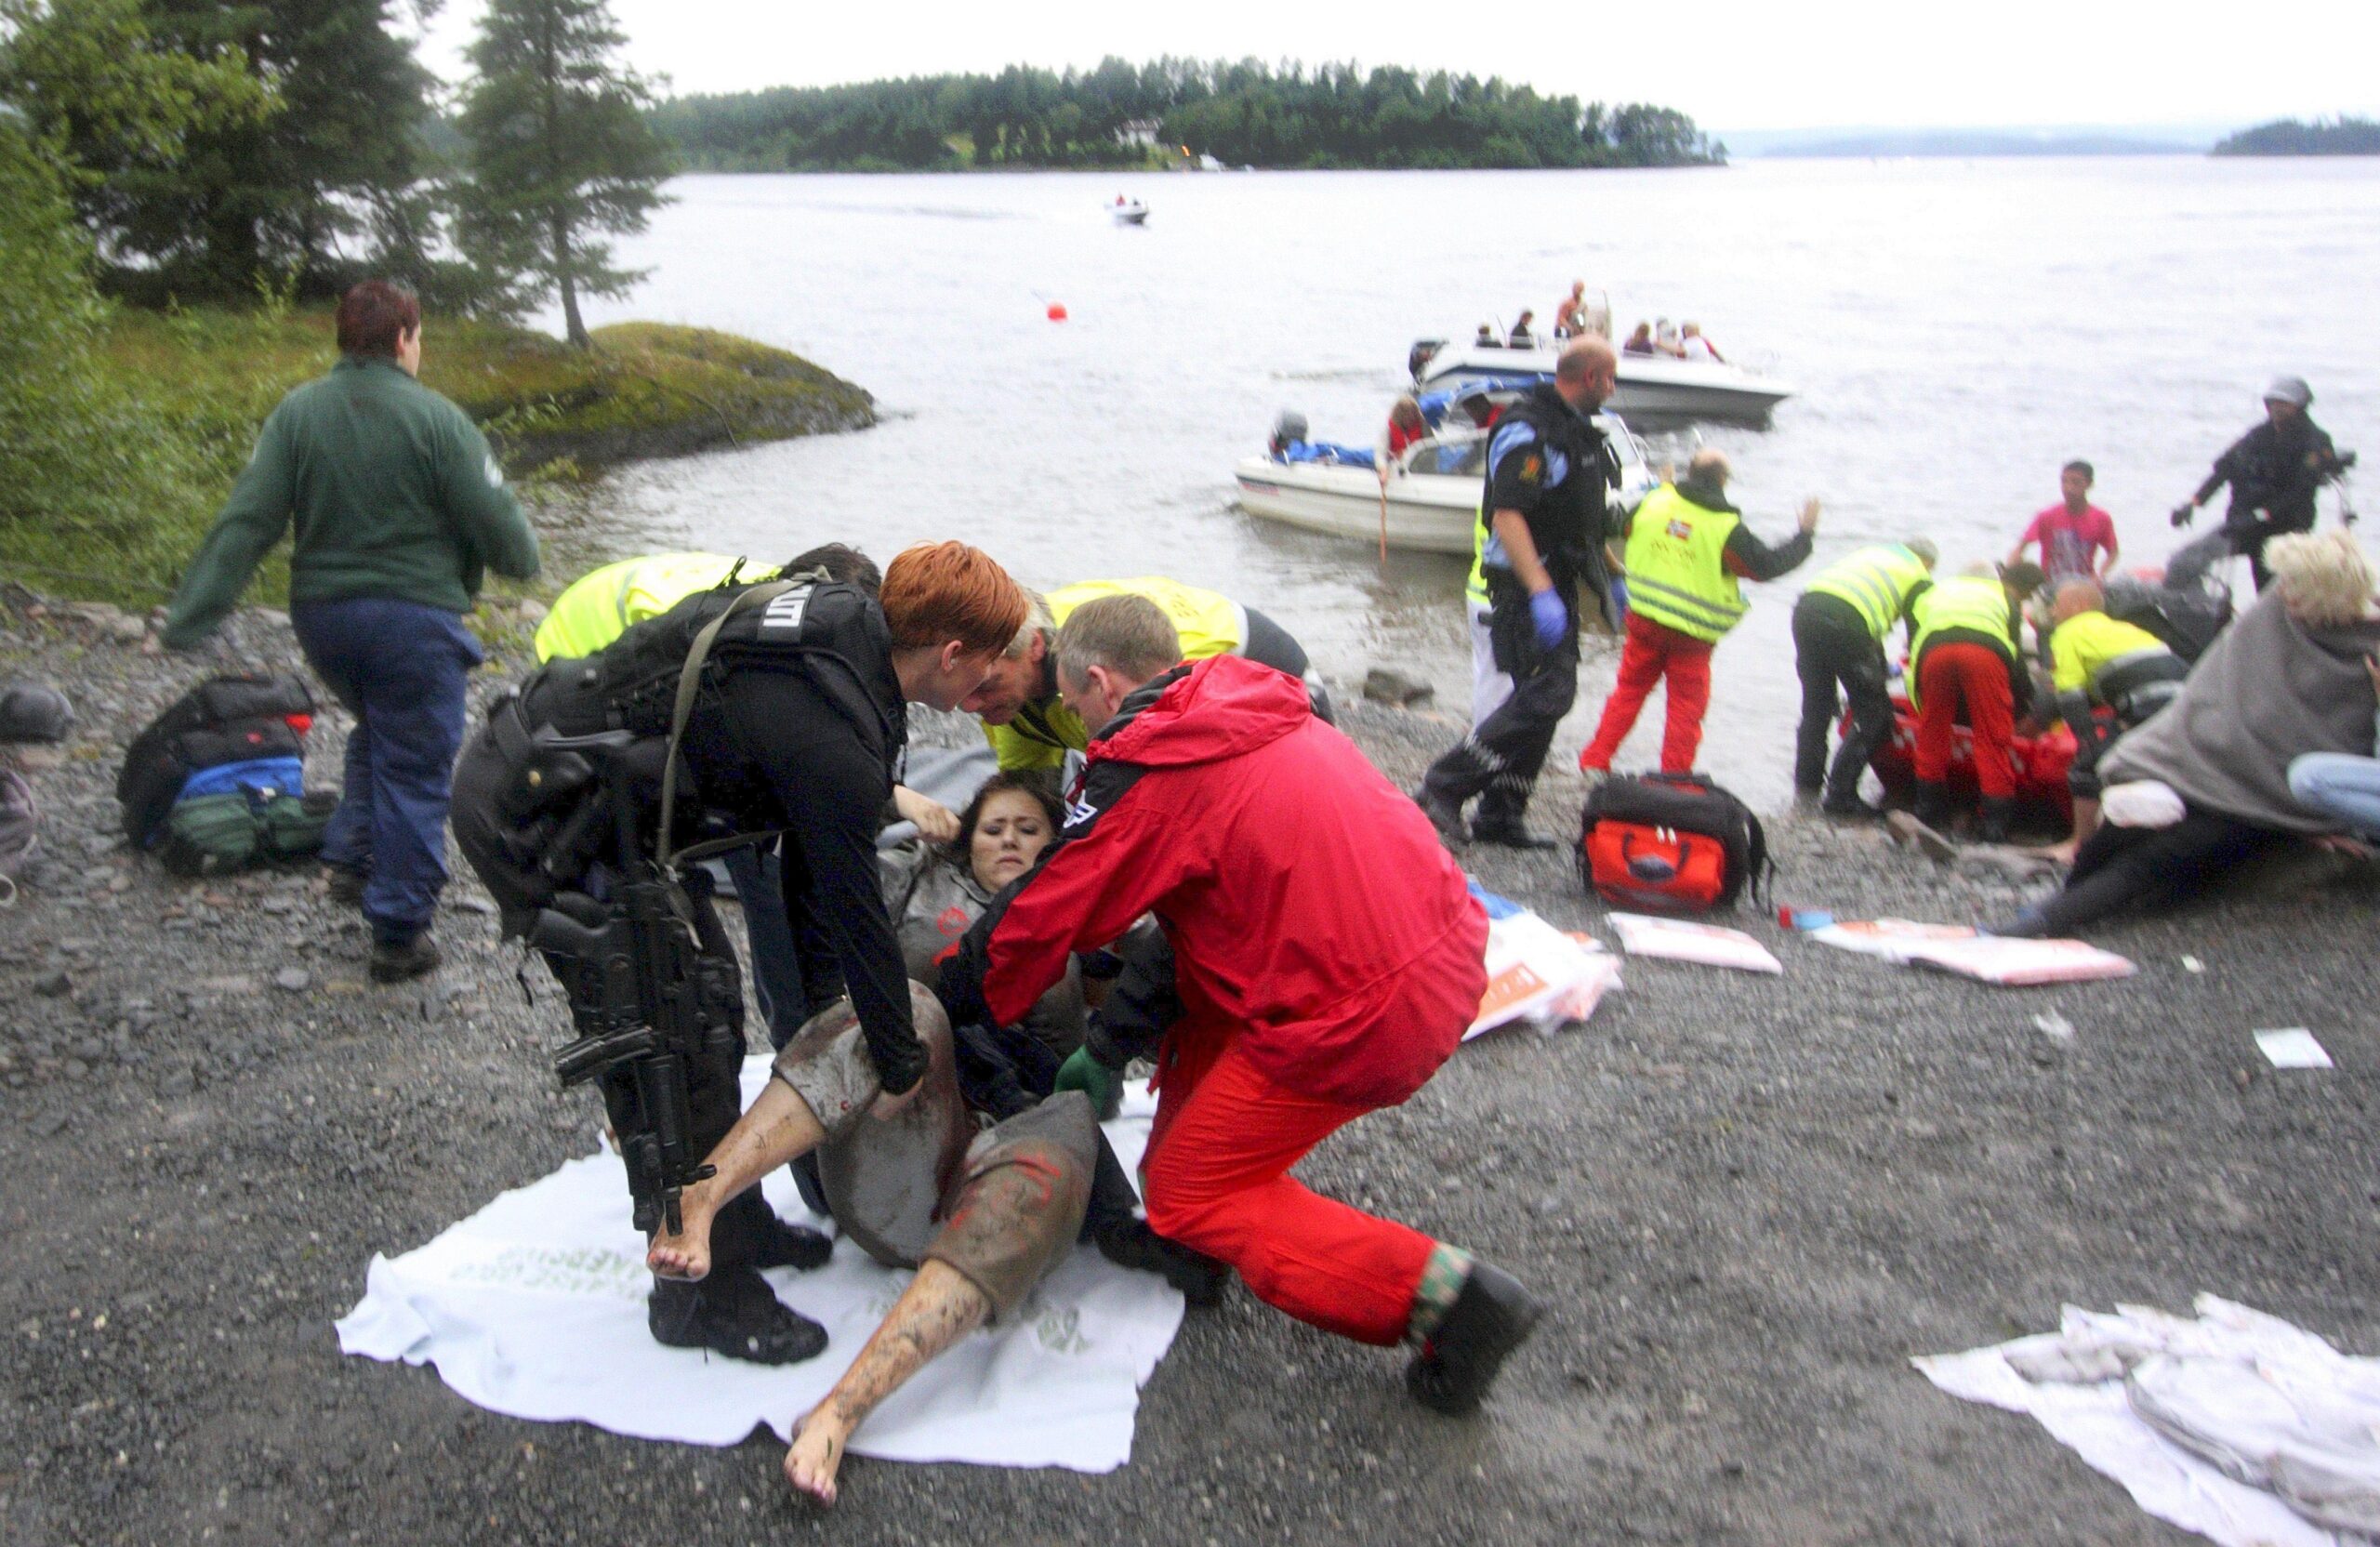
{"left": 645, "top": 1183, "right": 721, "bottom": 1281}
{"left": 783, "top": 1402, "right": 854, "bottom": 1506}
{"left": 2027, "top": 839, "right": 2079, "bottom": 865}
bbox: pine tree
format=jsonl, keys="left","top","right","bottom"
{"left": 111, "top": 0, "right": 435, "bottom": 299}
{"left": 456, "top": 0, "right": 669, "bottom": 347}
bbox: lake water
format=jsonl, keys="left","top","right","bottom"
{"left": 531, "top": 157, "right": 2379, "bottom": 808}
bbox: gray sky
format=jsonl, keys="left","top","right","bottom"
{"left": 409, "top": 1, "right": 2380, "bottom": 134}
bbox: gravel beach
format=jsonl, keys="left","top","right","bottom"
{"left": 3, "top": 595, "right": 2375, "bottom": 1547}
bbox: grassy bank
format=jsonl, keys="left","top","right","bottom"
{"left": 4, "top": 306, "right": 874, "bottom": 610}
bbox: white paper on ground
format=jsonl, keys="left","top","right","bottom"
{"left": 1916, "top": 1296, "right": 2380, "bottom": 1547}
{"left": 1900, "top": 936, "right": 2136, "bottom": 985}
{"left": 1806, "top": 918, "right": 1977, "bottom": 963}
{"left": 2256, "top": 1029, "right": 2335, "bottom": 1069}
{"left": 1606, "top": 912, "right": 1782, "bottom": 974}
{"left": 1468, "top": 908, "right": 1621, "bottom": 1038}
{"left": 336, "top": 1064, "right": 1184, "bottom": 1472}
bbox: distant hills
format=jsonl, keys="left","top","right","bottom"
{"left": 1722, "top": 117, "right": 2380, "bottom": 159}
{"left": 2213, "top": 117, "right": 2380, "bottom": 155}
{"left": 1720, "top": 125, "right": 2215, "bottom": 158}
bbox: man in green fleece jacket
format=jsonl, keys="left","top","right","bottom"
{"left": 163, "top": 280, "right": 540, "bottom": 982}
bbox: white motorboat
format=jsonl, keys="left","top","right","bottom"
{"left": 1410, "top": 337, "right": 1794, "bottom": 424}
{"left": 1235, "top": 406, "right": 1655, "bottom": 556}
{"left": 1110, "top": 197, "right": 1149, "bottom": 225}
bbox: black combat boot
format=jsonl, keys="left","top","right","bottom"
{"left": 649, "top": 1269, "right": 827, "bottom": 1365}
{"left": 1912, "top": 780, "right": 1953, "bottom": 830}
{"left": 1977, "top": 796, "right": 2016, "bottom": 844}
{"left": 1093, "top": 1217, "right": 1232, "bottom": 1306}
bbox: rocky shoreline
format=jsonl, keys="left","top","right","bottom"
{"left": 4, "top": 596, "right": 2376, "bottom": 1546}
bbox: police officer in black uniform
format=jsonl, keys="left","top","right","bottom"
{"left": 452, "top": 543, "right": 1025, "bottom": 1363}
{"left": 2173, "top": 375, "right": 2350, "bottom": 591}
{"left": 1416, "top": 337, "right": 1620, "bottom": 848}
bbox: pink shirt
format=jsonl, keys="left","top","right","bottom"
{"left": 2020, "top": 503, "right": 2117, "bottom": 581}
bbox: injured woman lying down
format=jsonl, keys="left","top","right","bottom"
{"left": 878, "top": 770, "right": 1088, "bottom": 1059}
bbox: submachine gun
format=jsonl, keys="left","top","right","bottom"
{"left": 524, "top": 728, "right": 736, "bottom": 1238}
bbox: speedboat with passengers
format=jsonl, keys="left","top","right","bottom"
{"left": 1234, "top": 384, "right": 1657, "bottom": 555}
{"left": 1110, "top": 195, "right": 1149, "bottom": 225}
{"left": 1408, "top": 336, "right": 1794, "bottom": 425}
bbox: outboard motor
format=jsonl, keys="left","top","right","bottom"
{"left": 1267, "top": 410, "right": 1309, "bottom": 460}
{"left": 1408, "top": 339, "right": 1445, "bottom": 381}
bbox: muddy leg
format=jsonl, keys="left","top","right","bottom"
{"left": 648, "top": 1078, "right": 827, "bottom": 1281}
{"left": 783, "top": 1261, "right": 990, "bottom": 1506}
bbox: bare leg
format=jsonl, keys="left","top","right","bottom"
{"left": 783, "top": 1260, "right": 990, "bottom": 1506}
{"left": 2034, "top": 796, "right": 2098, "bottom": 865}
{"left": 648, "top": 1078, "right": 827, "bottom": 1281}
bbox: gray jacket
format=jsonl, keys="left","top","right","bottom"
{"left": 2102, "top": 588, "right": 2380, "bottom": 833}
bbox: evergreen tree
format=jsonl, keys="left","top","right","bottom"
{"left": 456, "top": 0, "right": 668, "bottom": 348}
{"left": 108, "top": 0, "right": 436, "bottom": 300}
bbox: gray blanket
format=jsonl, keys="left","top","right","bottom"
{"left": 2103, "top": 587, "right": 2380, "bottom": 833}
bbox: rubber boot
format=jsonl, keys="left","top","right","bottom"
{"left": 1977, "top": 796, "right": 2016, "bottom": 845}
{"left": 1406, "top": 1262, "right": 1541, "bottom": 1416}
{"left": 1912, "top": 780, "right": 1953, "bottom": 831}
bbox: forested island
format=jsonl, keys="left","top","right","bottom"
{"left": 652, "top": 58, "right": 1725, "bottom": 172}
{"left": 2213, "top": 117, "right": 2380, "bottom": 156}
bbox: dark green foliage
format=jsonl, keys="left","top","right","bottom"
{"left": 76, "top": 0, "right": 443, "bottom": 301}
{"left": 456, "top": 0, "right": 670, "bottom": 347}
{"left": 2213, "top": 117, "right": 2380, "bottom": 156}
{"left": 651, "top": 57, "right": 1725, "bottom": 173}
{"left": 0, "top": 109, "right": 219, "bottom": 599}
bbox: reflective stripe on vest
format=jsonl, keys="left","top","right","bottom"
{"left": 1806, "top": 545, "right": 1929, "bottom": 640}
{"left": 1465, "top": 504, "right": 1491, "bottom": 604}
{"left": 1908, "top": 575, "right": 2013, "bottom": 713}
{"left": 1621, "top": 484, "right": 1745, "bottom": 643}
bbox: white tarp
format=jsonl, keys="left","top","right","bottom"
{"left": 336, "top": 1064, "right": 1185, "bottom": 1472}
{"left": 1916, "top": 1296, "right": 2380, "bottom": 1546}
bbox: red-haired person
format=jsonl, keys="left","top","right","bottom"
{"left": 453, "top": 542, "right": 1036, "bottom": 1369}
{"left": 163, "top": 281, "right": 540, "bottom": 983}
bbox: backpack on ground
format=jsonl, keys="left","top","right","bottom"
{"left": 156, "top": 787, "right": 336, "bottom": 878}
{"left": 1578, "top": 772, "right": 1770, "bottom": 915}
{"left": 117, "top": 674, "right": 316, "bottom": 849}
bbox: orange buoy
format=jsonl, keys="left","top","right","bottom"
{"left": 1046, "top": 303, "right": 1067, "bottom": 322}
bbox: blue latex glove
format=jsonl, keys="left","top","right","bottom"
{"left": 1528, "top": 588, "right": 1567, "bottom": 650}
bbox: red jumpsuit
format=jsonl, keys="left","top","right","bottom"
{"left": 1913, "top": 641, "right": 2018, "bottom": 799}
{"left": 978, "top": 656, "right": 1488, "bottom": 1345}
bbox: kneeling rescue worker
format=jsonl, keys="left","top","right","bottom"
{"left": 1907, "top": 562, "right": 2046, "bottom": 842}
{"left": 944, "top": 594, "right": 1543, "bottom": 1418}
{"left": 2044, "top": 577, "right": 2188, "bottom": 853}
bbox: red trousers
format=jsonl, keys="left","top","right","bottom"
{"left": 1580, "top": 612, "right": 1714, "bottom": 774}
{"left": 1142, "top": 1040, "right": 1436, "bottom": 1347}
{"left": 1913, "top": 642, "right": 2016, "bottom": 798}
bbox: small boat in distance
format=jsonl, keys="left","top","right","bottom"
{"left": 1111, "top": 195, "right": 1149, "bottom": 226}
{"left": 1236, "top": 395, "right": 1656, "bottom": 555}
{"left": 1409, "top": 335, "right": 1794, "bottom": 425}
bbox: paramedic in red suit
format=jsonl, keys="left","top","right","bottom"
{"left": 940, "top": 594, "right": 1543, "bottom": 1416}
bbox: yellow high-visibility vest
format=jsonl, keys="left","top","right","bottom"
{"left": 534, "top": 552, "right": 777, "bottom": 662}
{"left": 985, "top": 577, "right": 1250, "bottom": 770}
{"left": 1621, "top": 484, "right": 1745, "bottom": 643}
{"left": 1908, "top": 575, "right": 2014, "bottom": 713}
{"left": 1805, "top": 545, "right": 1931, "bottom": 640}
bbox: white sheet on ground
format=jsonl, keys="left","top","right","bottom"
{"left": 336, "top": 1064, "right": 1184, "bottom": 1472}
{"left": 2257, "top": 1029, "right": 2335, "bottom": 1069}
{"left": 1606, "top": 911, "right": 1782, "bottom": 974}
{"left": 1900, "top": 936, "right": 2136, "bottom": 985}
{"left": 1916, "top": 1295, "right": 2380, "bottom": 1545}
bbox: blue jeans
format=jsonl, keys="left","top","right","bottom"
{"left": 292, "top": 598, "right": 483, "bottom": 945}
{"left": 2289, "top": 753, "right": 2380, "bottom": 837}
{"left": 721, "top": 843, "right": 808, "bottom": 1050}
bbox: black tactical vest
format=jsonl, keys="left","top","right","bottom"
{"left": 1479, "top": 384, "right": 1612, "bottom": 581}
